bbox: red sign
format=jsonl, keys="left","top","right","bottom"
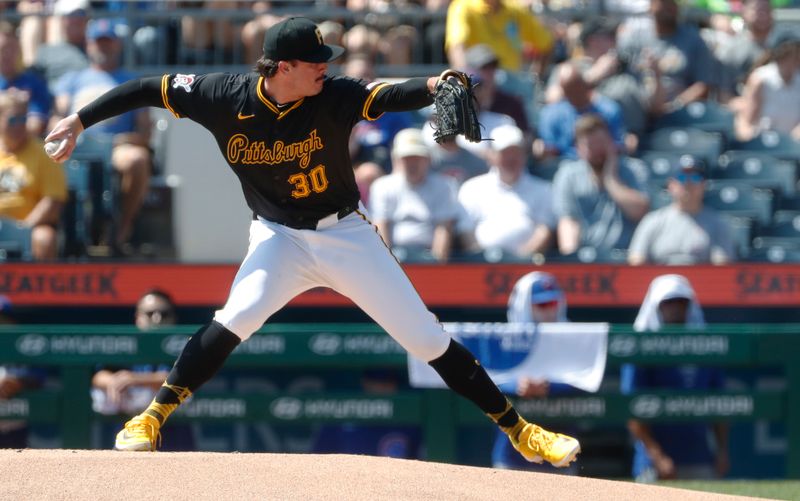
{"left": 0, "top": 263, "right": 797, "bottom": 308}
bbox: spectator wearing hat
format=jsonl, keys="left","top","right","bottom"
{"left": 621, "top": 274, "right": 729, "bottom": 482}
{"left": 53, "top": 18, "right": 152, "bottom": 251}
{"left": 445, "top": 0, "right": 554, "bottom": 73}
{"left": 735, "top": 31, "right": 800, "bottom": 141}
{"left": 535, "top": 61, "right": 626, "bottom": 160}
{"left": 368, "top": 128, "right": 461, "bottom": 262}
{"left": 629, "top": 156, "right": 735, "bottom": 265}
{"left": 552, "top": 114, "right": 649, "bottom": 255}
{"left": 31, "top": 0, "right": 91, "bottom": 93}
{"left": 464, "top": 44, "right": 530, "bottom": 134}
{"left": 492, "top": 271, "right": 579, "bottom": 474}
{"left": 457, "top": 123, "right": 555, "bottom": 258}
{"left": 0, "top": 22, "right": 52, "bottom": 137}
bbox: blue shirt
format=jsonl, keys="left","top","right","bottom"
{"left": 54, "top": 67, "right": 139, "bottom": 135}
{"left": 620, "top": 363, "right": 725, "bottom": 476}
{"left": 0, "top": 71, "right": 52, "bottom": 120}
{"left": 537, "top": 96, "right": 625, "bottom": 159}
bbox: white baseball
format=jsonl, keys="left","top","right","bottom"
{"left": 44, "top": 139, "right": 64, "bottom": 157}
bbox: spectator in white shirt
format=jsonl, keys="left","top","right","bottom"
{"left": 369, "top": 128, "right": 461, "bottom": 262}
{"left": 458, "top": 124, "right": 555, "bottom": 258}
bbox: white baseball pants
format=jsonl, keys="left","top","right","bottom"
{"left": 213, "top": 203, "right": 451, "bottom": 362}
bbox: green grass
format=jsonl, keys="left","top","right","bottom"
{"left": 659, "top": 480, "right": 800, "bottom": 500}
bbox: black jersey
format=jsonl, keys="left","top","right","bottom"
{"left": 160, "top": 72, "right": 389, "bottom": 228}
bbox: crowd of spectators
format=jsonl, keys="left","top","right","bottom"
{"left": 0, "top": 0, "right": 798, "bottom": 263}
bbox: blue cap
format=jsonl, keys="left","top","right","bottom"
{"left": 672, "top": 154, "right": 707, "bottom": 178}
{"left": 87, "top": 19, "right": 120, "bottom": 41}
{"left": 530, "top": 276, "right": 562, "bottom": 304}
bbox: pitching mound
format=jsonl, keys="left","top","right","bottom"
{"left": 0, "top": 450, "right": 762, "bottom": 500}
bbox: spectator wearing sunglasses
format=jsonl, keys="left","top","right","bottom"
{"left": 491, "top": 272, "right": 579, "bottom": 474}
{"left": 628, "top": 155, "right": 735, "bottom": 265}
{"left": 0, "top": 88, "right": 66, "bottom": 260}
{"left": 92, "top": 289, "right": 195, "bottom": 450}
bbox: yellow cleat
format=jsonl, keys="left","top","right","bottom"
{"left": 114, "top": 413, "right": 161, "bottom": 452}
{"left": 507, "top": 421, "right": 581, "bottom": 468}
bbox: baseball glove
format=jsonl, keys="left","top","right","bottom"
{"left": 430, "top": 69, "right": 482, "bottom": 144}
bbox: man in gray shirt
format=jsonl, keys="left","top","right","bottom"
{"left": 552, "top": 114, "right": 650, "bottom": 254}
{"left": 628, "top": 156, "right": 735, "bottom": 265}
{"left": 617, "top": 0, "right": 717, "bottom": 113}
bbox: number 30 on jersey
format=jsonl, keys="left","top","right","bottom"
{"left": 288, "top": 164, "right": 329, "bottom": 198}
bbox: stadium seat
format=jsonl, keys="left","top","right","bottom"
{"left": 638, "top": 151, "right": 681, "bottom": 186}
{"left": 61, "top": 160, "right": 92, "bottom": 256}
{"left": 747, "top": 245, "right": 800, "bottom": 263}
{"left": 752, "top": 214, "right": 800, "bottom": 250}
{"left": 715, "top": 152, "right": 797, "bottom": 196}
{"left": 531, "top": 157, "right": 563, "bottom": 182}
{"left": 639, "top": 127, "right": 723, "bottom": 166}
{"left": 774, "top": 210, "right": 800, "bottom": 225}
{"left": 545, "top": 246, "right": 628, "bottom": 264}
{"left": 652, "top": 101, "right": 734, "bottom": 138}
{"left": 728, "top": 131, "right": 800, "bottom": 163}
{"left": 719, "top": 214, "right": 753, "bottom": 259}
{"left": 69, "top": 133, "right": 117, "bottom": 248}
{"left": 481, "top": 248, "right": 532, "bottom": 264}
{"left": 704, "top": 182, "right": 774, "bottom": 227}
{"left": 0, "top": 218, "right": 32, "bottom": 261}
{"left": 391, "top": 246, "right": 438, "bottom": 264}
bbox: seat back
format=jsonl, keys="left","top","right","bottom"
{"left": 0, "top": 218, "right": 32, "bottom": 261}
{"left": 653, "top": 101, "right": 734, "bottom": 137}
{"left": 715, "top": 152, "right": 797, "bottom": 196}
{"left": 729, "top": 131, "right": 800, "bottom": 163}
{"left": 704, "top": 182, "right": 774, "bottom": 227}
{"left": 640, "top": 127, "right": 723, "bottom": 166}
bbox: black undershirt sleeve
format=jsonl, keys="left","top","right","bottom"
{"left": 369, "top": 77, "right": 433, "bottom": 114}
{"left": 76, "top": 76, "right": 164, "bottom": 129}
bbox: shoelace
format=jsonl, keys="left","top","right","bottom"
{"left": 125, "top": 417, "right": 162, "bottom": 450}
{"left": 527, "top": 424, "right": 555, "bottom": 454}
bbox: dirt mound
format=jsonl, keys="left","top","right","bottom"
{"left": 0, "top": 450, "right": 762, "bottom": 500}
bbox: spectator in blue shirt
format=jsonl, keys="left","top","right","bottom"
{"left": 535, "top": 61, "right": 626, "bottom": 160}
{"left": 492, "top": 272, "right": 579, "bottom": 474}
{"left": 0, "top": 295, "right": 46, "bottom": 448}
{"left": 621, "top": 274, "right": 730, "bottom": 482}
{"left": 0, "top": 22, "right": 52, "bottom": 137}
{"left": 53, "top": 18, "right": 151, "bottom": 250}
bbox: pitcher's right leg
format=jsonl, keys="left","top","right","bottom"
{"left": 116, "top": 220, "right": 316, "bottom": 451}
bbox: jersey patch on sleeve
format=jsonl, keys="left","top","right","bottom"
{"left": 172, "top": 74, "right": 196, "bottom": 92}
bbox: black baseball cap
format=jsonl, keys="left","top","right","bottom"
{"left": 262, "top": 17, "right": 345, "bottom": 63}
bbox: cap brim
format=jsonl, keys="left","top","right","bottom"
{"left": 531, "top": 290, "right": 561, "bottom": 304}
{"left": 300, "top": 44, "right": 346, "bottom": 63}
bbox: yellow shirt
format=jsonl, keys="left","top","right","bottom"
{"left": 445, "top": 0, "right": 553, "bottom": 72}
{"left": 0, "top": 139, "right": 67, "bottom": 221}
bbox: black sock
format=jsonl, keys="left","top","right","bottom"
{"left": 428, "top": 339, "right": 519, "bottom": 428}
{"left": 154, "top": 320, "right": 242, "bottom": 405}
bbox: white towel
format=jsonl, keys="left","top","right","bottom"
{"left": 408, "top": 322, "right": 608, "bottom": 393}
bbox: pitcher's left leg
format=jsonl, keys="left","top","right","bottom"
{"left": 318, "top": 216, "right": 580, "bottom": 467}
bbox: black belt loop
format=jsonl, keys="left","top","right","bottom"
{"left": 336, "top": 204, "right": 357, "bottom": 220}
